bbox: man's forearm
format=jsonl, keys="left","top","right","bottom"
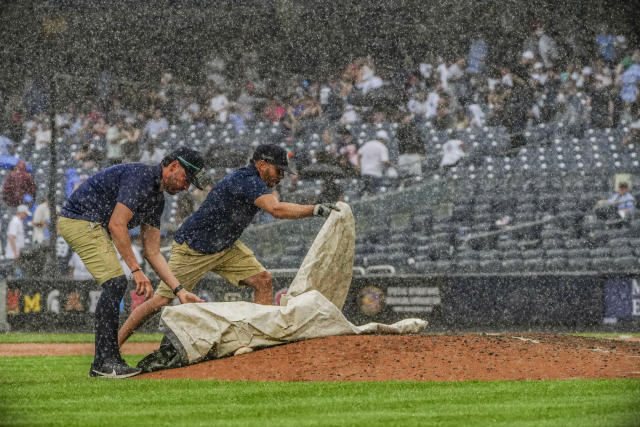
{"left": 109, "top": 224, "right": 142, "bottom": 271}
{"left": 144, "top": 251, "right": 181, "bottom": 290}
{"left": 271, "top": 202, "right": 314, "bottom": 219}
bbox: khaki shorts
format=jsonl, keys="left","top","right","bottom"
{"left": 155, "top": 240, "right": 266, "bottom": 299}
{"left": 58, "top": 217, "right": 124, "bottom": 285}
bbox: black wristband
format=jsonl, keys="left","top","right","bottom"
{"left": 173, "top": 285, "right": 184, "bottom": 296}
{"left": 131, "top": 268, "right": 142, "bottom": 274}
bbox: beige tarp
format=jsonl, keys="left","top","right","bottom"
{"left": 160, "top": 202, "right": 427, "bottom": 364}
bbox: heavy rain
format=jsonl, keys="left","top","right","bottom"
{"left": 0, "top": 1, "right": 640, "bottom": 419}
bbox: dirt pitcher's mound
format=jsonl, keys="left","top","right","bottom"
{"left": 140, "top": 334, "right": 640, "bottom": 382}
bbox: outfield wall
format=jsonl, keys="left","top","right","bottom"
{"left": 2, "top": 273, "right": 639, "bottom": 333}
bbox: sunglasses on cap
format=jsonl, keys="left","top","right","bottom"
{"left": 177, "top": 156, "right": 206, "bottom": 188}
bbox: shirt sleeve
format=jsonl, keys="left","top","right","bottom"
{"left": 7, "top": 218, "right": 19, "bottom": 237}
{"left": 116, "top": 169, "right": 153, "bottom": 213}
{"left": 381, "top": 145, "right": 389, "bottom": 162}
{"left": 143, "top": 198, "right": 164, "bottom": 229}
{"left": 243, "top": 175, "right": 271, "bottom": 204}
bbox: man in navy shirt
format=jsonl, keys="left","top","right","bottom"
{"left": 59, "top": 147, "right": 205, "bottom": 378}
{"left": 118, "top": 144, "right": 338, "bottom": 347}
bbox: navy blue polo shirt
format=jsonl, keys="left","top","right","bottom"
{"left": 175, "top": 164, "right": 271, "bottom": 254}
{"left": 61, "top": 163, "right": 165, "bottom": 229}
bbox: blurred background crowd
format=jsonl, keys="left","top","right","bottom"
{"left": 1, "top": 0, "right": 640, "bottom": 277}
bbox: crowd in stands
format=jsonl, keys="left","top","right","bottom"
{"left": 1, "top": 21, "right": 640, "bottom": 275}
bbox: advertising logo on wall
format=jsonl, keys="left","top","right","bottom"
{"left": 604, "top": 278, "right": 640, "bottom": 323}
{"left": 357, "top": 286, "right": 385, "bottom": 316}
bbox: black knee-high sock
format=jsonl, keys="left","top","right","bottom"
{"left": 94, "top": 275, "right": 128, "bottom": 365}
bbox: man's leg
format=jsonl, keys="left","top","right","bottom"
{"left": 118, "top": 294, "right": 172, "bottom": 347}
{"left": 94, "top": 275, "right": 128, "bottom": 365}
{"left": 58, "top": 218, "right": 139, "bottom": 378}
{"left": 240, "top": 271, "right": 273, "bottom": 305}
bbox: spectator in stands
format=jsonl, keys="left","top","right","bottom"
{"left": 263, "top": 97, "right": 286, "bottom": 123}
{"left": 1, "top": 160, "right": 35, "bottom": 207}
{"left": 207, "top": 86, "right": 230, "bottom": 123}
{"left": 595, "top": 182, "right": 636, "bottom": 222}
{"left": 316, "top": 180, "right": 345, "bottom": 204}
{"left": 143, "top": 109, "right": 169, "bottom": 139}
{"left": 120, "top": 121, "right": 142, "bottom": 162}
{"left": 336, "top": 126, "right": 359, "bottom": 174}
{"left": 434, "top": 92, "right": 454, "bottom": 129}
{"left": 282, "top": 99, "right": 304, "bottom": 140}
{"left": 319, "top": 78, "right": 342, "bottom": 121}
{"left": 105, "top": 120, "right": 125, "bottom": 165}
{"left": 590, "top": 60, "right": 615, "bottom": 128}
{"left": 0, "top": 133, "right": 13, "bottom": 155}
{"left": 33, "top": 117, "right": 52, "bottom": 151}
{"left": 177, "top": 90, "right": 202, "bottom": 124}
{"left": 622, "top": 106, "right": 640, "bottom": 147}
{"left": 617, "top": 49, "right": 640, "bottom": 122}
{"left": 228, "top": 104, "right": 248, "bottom": 134}
{"left": 396, "top": 114, "right": 425, "bottom": 177}
{"left": 5, "top": 204, "right": 29, "bottom": 261}
{"left": 139, "top": 140, "right": 166, "bottom": 165}
{"left": 355, "top": 62, "right": 384, "bottom": 95}
{"left": 358, "top": 129, "right": 391, "bottom": 195}
{"left": 440, "top": 131, "right": 465, "bottom": 170}
{"left": 340, "top": 104, "right": 360, "bottom": 125}
{"left": 154, "top": 72, "right": 177, "bottom": 120}
{"left": 596, "top": 26, "right": 616, "bottom": 65}
{"left": 68, "top": 251, "right": 93, "bottom": 281}
{"left": 64, "top": 168, "right": 87, "bottom": 200}
{"left": 503, "top": 62, "right": 535, "bottom": 152}
{"left": 236, "top": 82, "right": 261, "bottom": 119}
{"left": 74, "top": 141, "right": 103, "bottom": 169}
{"left": 536, "top": 25, "right": 560, "bottom": 70}
{"left": 407, "top": 91, "right": 430, "bottom": 117}
{"left": 555, "top": 81, "right": 588, "bottom": 137}
{"left": 31, "top": 196, "right": 50, "bottom": 244}
{"left": 466, "top": 34, "right": 488, "bottom": 75}
{"left": 91, "top": 116, "right": 109, "bottom": 138}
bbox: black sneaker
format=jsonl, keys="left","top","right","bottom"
{"left": 89, "top": 359, "right": 142, "bottom": 379}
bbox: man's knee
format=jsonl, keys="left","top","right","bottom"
{"left": 248, "top": 270, "right": 273, "bottom": 291}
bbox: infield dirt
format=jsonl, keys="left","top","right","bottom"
{"left": 3, "top": 334, "right": 639, "bottom": 382}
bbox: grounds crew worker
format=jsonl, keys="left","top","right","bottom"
{"left": 118, "top": 144, "right": 339, "bottom": 346}
{"left": 59, "top": 147, "right": 205, "bottom": 378}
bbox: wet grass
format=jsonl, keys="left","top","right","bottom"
{"left": 0, "top": 355, "right": 638, "bottom": 426}
{"left": 0, "top": 333, "right": 163, "bottom": 344}
{"left": 2, "top": 331, "right": 640, "bottom": 345}
{"left": 571, "top": 332, "right": 640, "bottom": 339}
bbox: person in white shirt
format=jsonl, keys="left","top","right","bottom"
{"left": 208, "top": 88, "right": 230, "bottom": 123}
{"left": 355, "top": 65, "right": 384, "bottom": 95}
{"left": 31, "top": 198, "right": 50, "bottom": 244}
{"left": 68, "top": 251, "right": 94, "bottom": 281}
{"left": 5, "top": 205, "right": 29, "bottom": 260}
{"left": 139, "top": 141, "right": 166, "bottom": 165}
{"left": 143, "top": 109, "right": 169, "bottom": 139}
{"left": 358, "top": 130, "right": 391, "bottom": 195}
{"left": 34, "top": 122, "right": 52, "bottom": 151}
{"left": 440, "top": 133, "right": 465, "bottom": 170}
{"left": 407, "top": 92, "right": 430, "bottom": 117}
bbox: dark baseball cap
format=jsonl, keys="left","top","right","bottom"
{"left": 251, "top": 144, "right": 294, "bottom": 173}
{"left": 167, "top": 147, "right": 206, "bottom": 190}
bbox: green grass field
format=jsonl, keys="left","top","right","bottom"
{"left": 1, "top": 333, "right": 639, "bottom": 427}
